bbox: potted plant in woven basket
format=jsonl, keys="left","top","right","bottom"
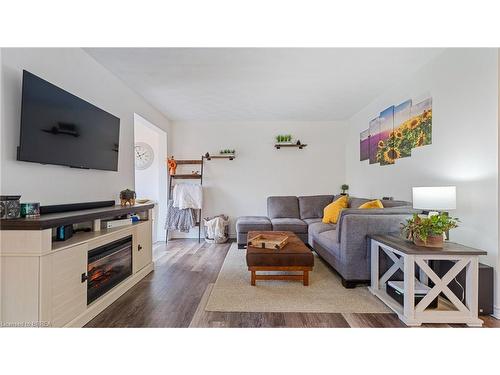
{"left": 401, "top": 213, "right": 459, "bottom": 248}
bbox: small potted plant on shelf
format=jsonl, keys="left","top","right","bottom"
{"left": 340, "top": 184, "right": 349, "bottom": 196}
{"left": 275, "top": 134, "right": 293, "bottom": 145}
{"left": 401, "top": 213, "right": 459, "bottom": 248}
{"left": 219, "top": 149, "right": 236, "bottom": 155}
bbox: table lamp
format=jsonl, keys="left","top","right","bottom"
{"left": 412, "top": 186, "right": 456, "bottom": 215}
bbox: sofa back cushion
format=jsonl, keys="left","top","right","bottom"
{"left": 358, "top": 199, "right": 384, "bottom": 209}
{"left": 349, "top": 197, "right": 412, "bottom": 209}
{"left": 298, "top": 195, "right": 335, "bottom": 219}
{"left": 267, "top": 196, "right": 300, "bottom": 219}
{"left": 348, "top": 197, "right": 372, "bottom": 208}
{"left": 381, "top": 199, "right": 412, "bottom": 208}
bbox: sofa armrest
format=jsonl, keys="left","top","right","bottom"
{"left": 335, "top": 213, "right": 415, "bottom": 280}
{"left": 337, "top": 213, "right": 416, "bottom": 253}
{"left": 340, "top": 207, "right": 418, "bottom": 215}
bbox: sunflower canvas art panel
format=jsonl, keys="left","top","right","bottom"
{"left": 359, "top": 97, "right": 432, "bottom": 166}
{"left": 377, "top": 106, "right": 396, "bottom": 165}
{"left": 392, "top": 99, "right": 412, "bottom": 158}
{"left": 360, "top": 129, "right": 369, "bottom": 161}
{"left": 368, "top": 117, "right": 380, "bottom": 164}
{"left": 409, "top": 98, "right": 432, "bottom": 148}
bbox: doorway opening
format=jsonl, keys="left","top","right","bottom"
{"left": 133, "top": 113, "right": 167, "bottom": 244}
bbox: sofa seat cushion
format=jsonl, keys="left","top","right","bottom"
{"left": 316, "top": 230, "right": 340, "bottom": 252}
{"left": 298, "top": 195, "right": 335, "bottom": 219}
{"left": 308, "top": 221, "right": 336, "bottom": 239}
{"left": 313, "top": 233, "right": 341, "bottom": 265}
{"left": 236, "top": 216, "right": 272, "bottom": 233}
{"left": 267, "top": 196, "right": 300, "bottom": 219}
{"left": 303, "top": 218, "right": 322, "bottom": 225}
{"left": 271, "top": 218, "right": 308, "bottom": 233}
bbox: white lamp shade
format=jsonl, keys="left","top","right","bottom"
{"left": 412, "top": 186, "right": 456, "bottom": 210}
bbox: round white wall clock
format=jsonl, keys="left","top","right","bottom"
{"left": 134, "top": 142, "right": 154, "bottom": 170}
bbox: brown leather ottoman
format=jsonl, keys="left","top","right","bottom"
{"left": 246, "top": 231, "right": 314, "bottom": 286}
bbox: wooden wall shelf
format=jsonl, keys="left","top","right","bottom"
{"left": 275, "top": 144, "right": 307, "bottom": 149}
{"left": 170, "top": 174, "right": 202, "bottom": 179}
{"left": 175, "top": 159, "right": 203, "bottom": 165}
{"left": 204, "top": 155, "right": 235, "bottom": 160}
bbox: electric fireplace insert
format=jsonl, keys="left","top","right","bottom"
{"left": 87, "top": 236, "right": 132, "bottom": 305}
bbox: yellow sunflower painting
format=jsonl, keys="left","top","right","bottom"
{"left": 360, "top": 97, "right": 432, "bottom": 166}
{"left": 383, "top": 148, "right": 401, "bottom": 163}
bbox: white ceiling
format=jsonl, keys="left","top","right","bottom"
{"left": 85, "top": 48, "right": 444, "bottom": 122}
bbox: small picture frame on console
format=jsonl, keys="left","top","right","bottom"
{"left": 21, "top": 202, "right": 41, "bottom": 218}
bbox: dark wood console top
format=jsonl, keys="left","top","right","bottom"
{"left": 0, "top": 203, "right": 154, "bottom": 230}
{"left": 369, "top": 234, "right": 487, "bottom": 256}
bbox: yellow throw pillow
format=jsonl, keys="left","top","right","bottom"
{"left": 359, "top": 199, "right": 384, "bottom": 209}
{"left": 322, "top": 195, "right": 348, "bottom": 224}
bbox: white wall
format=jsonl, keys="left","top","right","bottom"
{"left": 171, "top": 121, "right": 347, "bottom": 237}
{"left": 345, "top": 48, "right": 499, "bottom": 311}
{"left": 0, "top": 48, "right": 171, "bottom": 205}
{"left": 134, "top": 114, "right": 168, "bottom": 243}
{"left": 498, "top": 49, "right": 500, "bottom": 318}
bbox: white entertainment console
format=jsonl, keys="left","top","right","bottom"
{"left": 0, "top": 203, "right": 154, "bottom": 327}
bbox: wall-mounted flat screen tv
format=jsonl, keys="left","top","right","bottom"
{"left": 18, "top": 70, "right": 120, "bottom": 171}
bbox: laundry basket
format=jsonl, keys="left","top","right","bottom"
{"left": 203, "top": 215, "right": 229, "bottom": 244}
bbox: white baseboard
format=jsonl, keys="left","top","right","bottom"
{"left": 492, "top": 305, "right": 500, "bottom": 319}
{"left": 170, "top": 232, "right": 236, "bottom": 240}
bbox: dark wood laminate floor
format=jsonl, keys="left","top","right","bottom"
{"left": 85, "top": 240, "right": 500, "bottom": 328}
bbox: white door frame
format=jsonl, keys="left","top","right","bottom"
{"left": 133, "top": 113, "right": 167, "bottom": 243}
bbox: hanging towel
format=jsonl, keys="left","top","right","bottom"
{"left": 172, "top": 183, "right": 203, "bottom": 209}
{"left": 165, "top": 199, "right": 197, "bottom": 232}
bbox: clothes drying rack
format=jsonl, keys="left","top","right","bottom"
{"left": 166, "top": 158, "right": 204, "bottom": 243}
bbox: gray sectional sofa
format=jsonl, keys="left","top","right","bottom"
{"left": 236, "top": 195, "right": 419, "bottom": 288}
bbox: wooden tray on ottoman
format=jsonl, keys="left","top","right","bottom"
{"left": 247, "top": 233, "right": 289, "bottom": 250}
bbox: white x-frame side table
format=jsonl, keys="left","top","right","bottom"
{"left": 368, "top": 234, "right": 486, "bottom": 327}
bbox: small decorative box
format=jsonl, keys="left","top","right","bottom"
{"left": 0, "top": 195, "right": 21, "bottom": 219}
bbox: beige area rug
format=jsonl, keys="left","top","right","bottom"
{"left": 205, "top": 243, "right": 391, "bottom": 313}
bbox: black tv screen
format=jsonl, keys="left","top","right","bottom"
{"left": 18, "top": 70, "right": 120, "bottom": 171}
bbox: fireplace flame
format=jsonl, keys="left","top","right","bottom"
{"left": 87, "top": 239, "right": 132, "bottom": 305}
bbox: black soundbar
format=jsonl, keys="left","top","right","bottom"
{"left": 40, "top": 200, "right": 115, "bottom": 215}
